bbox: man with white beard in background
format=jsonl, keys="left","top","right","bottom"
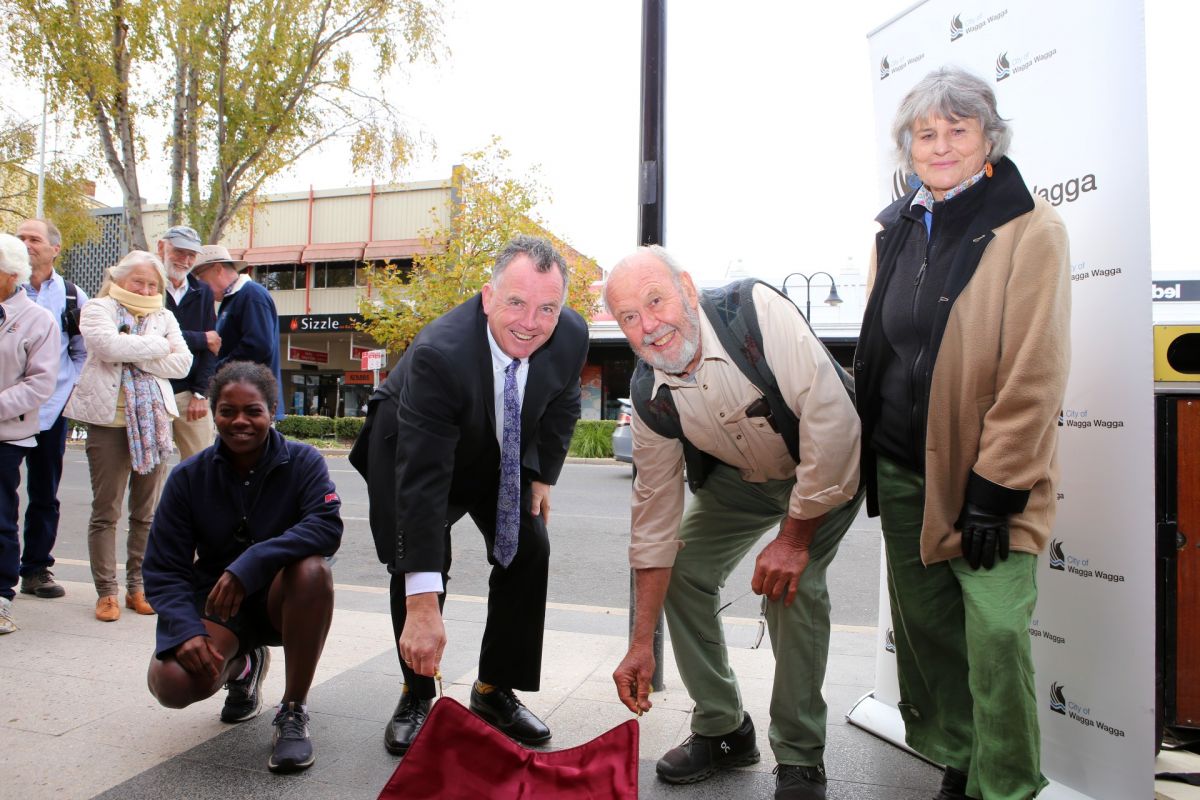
{"left": 157, "top": 226, "right": 217, "bottom": 459}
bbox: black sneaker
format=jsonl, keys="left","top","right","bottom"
{"left": 656, "top": 712, "right": 760, "bottom": 784}
{"left": 221, "top": 646, "right": 270, "bottom": 723}
{"left": 20, "top": 569, "right": 65, "bottom": 599}
{"left": 269, "top": 702, "right": 315, "bottom": 774}
{"left": 775, "top": 763, "right": 828, "bottom": 800}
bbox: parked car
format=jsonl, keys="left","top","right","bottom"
{"left": 612, "top": 398, "right": 633, "bottom": 466}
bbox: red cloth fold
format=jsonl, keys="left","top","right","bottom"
{"left": 377, "top": 697, "right": 639, "bottom": 799}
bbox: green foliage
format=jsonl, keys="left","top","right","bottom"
{"left": 2, "top": 0, "right": 445, "bottom": 246}
{"left": 0, "top": 111, "right": 101, "bottom": 250}
{"left": 568, "top": 420, "right": 617, "bottom": 459}
{"left": 333, "top": 415, "right": 365, "bottom": 441}
{"left": 357, "top": 137, "right": 601, "bottom": 354}
{"left": 276, "top": 414, "right": 334, "bottom": 438}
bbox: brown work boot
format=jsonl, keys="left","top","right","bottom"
{"left": 95, "top": 595, "right": 120, "bottom": 622}
{"left": 125, "top": 591, "right": 155, "bottom": 615}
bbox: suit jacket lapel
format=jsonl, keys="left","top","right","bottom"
{"left": 475, "top": 300, "right": 498, "bottom": 437}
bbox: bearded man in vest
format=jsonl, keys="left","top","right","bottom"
{"left": 606, "top": 246, "right": 863, "bottom": 800}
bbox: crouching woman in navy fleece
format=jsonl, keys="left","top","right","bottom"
{"left": 143, "top": 361, "right": 342, "bottom": 774}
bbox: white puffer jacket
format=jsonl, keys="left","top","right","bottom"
{"left": 64, "top": 296, "right": 193, "bottom": 425}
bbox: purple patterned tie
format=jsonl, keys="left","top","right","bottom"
{"left": 494, "top": 359, "right": 521, "bottom": 567}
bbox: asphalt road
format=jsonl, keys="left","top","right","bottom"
{"left": 43, "top": 448, "right": 883, "bottom": 628}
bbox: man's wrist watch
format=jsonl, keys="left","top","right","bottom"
{"left": 192, "top": 392, "right": 206, "bottom": 400}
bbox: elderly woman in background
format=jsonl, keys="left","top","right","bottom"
{"left": 0, "top": 234, "right": 60, "bottom": 635}
{"left": 64, "top": 251, "right": 192, "bottom": 623}
{"left": 854, "top": 66, "right": 1070, "bottom": 800}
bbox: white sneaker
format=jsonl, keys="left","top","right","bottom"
{"left": 0, "top": 597, "right": 16, "bottom": 634}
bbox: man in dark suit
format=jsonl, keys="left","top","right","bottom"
{"left": 350, "top": 235, "right": 588, "bottom": 754}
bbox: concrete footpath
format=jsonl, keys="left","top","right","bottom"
{"left": 5, "top": 570, "right": 1197, "bottom": 799}
{"left": 2, "top": 568, "right": 946, "bottom": 800}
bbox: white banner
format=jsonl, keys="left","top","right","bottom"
{"left": 850, "top": 2, "right": 1155, "bottom": 798}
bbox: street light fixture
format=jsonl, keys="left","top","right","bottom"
{"left": 781, "top": 271, "right": 843, "bottom": 321}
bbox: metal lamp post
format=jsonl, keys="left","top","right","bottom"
{"left": 781, "top": 271, "right": 843, "bottom": 320}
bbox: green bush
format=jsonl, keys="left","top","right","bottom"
{"left": 334, "top": 415, "right": 366, "bottom": 441}
{"left": 569, "top": 420, "right": 617, "bottom": 458}
{"left": 276, "top": 415, "right": 334, "bottom": 438}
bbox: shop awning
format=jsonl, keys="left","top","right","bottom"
{"left": 301, "top": 242, "right": 366, "bottom": 262}
{"left": 364, "top": 238, "right": 436, "bottom": 261}
{"left": 242, "top": 245, "right": 305, "bottom": 266}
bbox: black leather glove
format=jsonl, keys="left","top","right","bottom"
{"left": 958, "top": 502, "right": 1009, "bottom": 570}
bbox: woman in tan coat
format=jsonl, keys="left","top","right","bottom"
{"left": 854, "top": 67, "right": 1070, "bottom": 800}
{"left": 65, "top": 251, "right": 192, "bottom": 622}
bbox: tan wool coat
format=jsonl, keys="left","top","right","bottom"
{"left": 867, "top": 195, "right": 1072, "bottom": 565}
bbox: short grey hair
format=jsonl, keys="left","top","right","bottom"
{"left": 0, "top": 233, "right": 32, "bottom": 285}
{"left": 491, "top": 235, "right": 569, "bottom": 303}
{"left": 21, "top": 218, "right": 62, "bottom": 248}
{"left": 109, "top": 250, "right": 167, "bottom": 292}
{"left": 892, "top": 65, "right": 1012, "bottom": 172}
{"left": 602, "top": 244, "right": 688, "bottom": 316}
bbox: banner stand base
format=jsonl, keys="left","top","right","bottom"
{"left": 845, "top": 692, "right": 1097, "bottom": 800}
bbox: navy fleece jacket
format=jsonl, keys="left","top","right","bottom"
{"left": 144, "top": 429, "right": 342, "bottom": 658}
{"left": 215, "top": 278, "right": 284, "bottom": 416}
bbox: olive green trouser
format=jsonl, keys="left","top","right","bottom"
{"left": 664, "top": 463, "right": 862, "bottom": 766}
{"left": 876, "top": 455, "right": 1048, "bottom": 800}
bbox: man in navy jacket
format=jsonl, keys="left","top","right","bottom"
{"left": 158, "top": 226, "right": 217, "bottom": 458}
{"left": 192, "top": 246, "right": 284, "bottom": 418}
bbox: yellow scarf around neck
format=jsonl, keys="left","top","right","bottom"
{"left": 108, "top": 282, "right": 163, "bottom": 317}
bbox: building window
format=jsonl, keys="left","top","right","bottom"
{"left": 260, "top": 263, "right": 301, "bottom": 291}
{"left": 313, "top": 261, "right": 357, "bottom": 289}
{"left": 367, "top": 258, "right": 414, "bottom": 285}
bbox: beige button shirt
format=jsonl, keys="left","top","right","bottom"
{"left": 629, "top": 284, "right": 861, "bottom": 569}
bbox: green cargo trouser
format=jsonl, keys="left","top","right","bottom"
{"left": 664, "top": 463, "right": 863, "bottom": 766}
{"left": 876, "top": 455, "right": 1048, "bottom": 800}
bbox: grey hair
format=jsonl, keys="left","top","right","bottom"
{"left": 491, "top": 234, "right": 570, "bottom": 303}
{"left": 21, "top": 218, "right": 62, "bottom": 248}
{"left": 0, "top": 233, "right": 32, "bottom": 285}
{"left": 602, "top": 244, "right": 688, "bottom": 316}
{"left": 99, "top": 250, "right": 168, "bottom": 297}
{"left": 892, "top": 65, "right": 1012, "bottom": 172}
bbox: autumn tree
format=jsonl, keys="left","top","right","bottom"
{"left": 0, "top": 111, "right": 100, "bottom": 250}
{"left": 3, "top": 0, "right": 443, "bottom": 248}
{"left": 357, "top": 138, "right": 600, "bottom": 354}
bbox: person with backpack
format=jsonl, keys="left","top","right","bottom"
{"left": 12, "top": 218, "right": 88, "bottom": 601}
{"left": 606, "top": 246, "right": 862, "bottom": 800}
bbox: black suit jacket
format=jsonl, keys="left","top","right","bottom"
{"left": 350, "top": 294, "right": 588, "bottom": 573}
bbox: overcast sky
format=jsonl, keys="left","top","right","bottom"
{"left": 12, "top": 1, "right": 1194, "bottom": 282}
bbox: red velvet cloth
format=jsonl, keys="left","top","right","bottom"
{"left": 377, "top": 697, "right": 639, "bottom": 799}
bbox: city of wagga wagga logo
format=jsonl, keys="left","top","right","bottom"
{"left": 1048, "top": 538, "right": 1126, "bottom": 583}
{"left": 1060, "top": 408, "right": 1124, "bottom": 430}
{"left": 1028, "top": 617, "right": 1066, "bottom": 645}
{"left": 1069, "top": 261, "right": 1122, "bottom": 284}
{"left": 1049, "top": 682, "right": 1127, "bottom": 738}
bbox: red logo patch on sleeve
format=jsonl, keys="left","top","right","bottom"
{"left": 325, "top": 492, "right": 340, "bottom": 504}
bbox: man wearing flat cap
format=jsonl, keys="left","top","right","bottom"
{"left": 192, "top": 245, "right": 283, "bottom": 418}
{"left": 158, "top": 226, "right": 218, "bottom": 459}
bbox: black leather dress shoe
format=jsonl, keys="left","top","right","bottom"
{"left": 469, "top": 686, "right": 551, "bottom": 745}
{"left": 935, "top": 766, "right": 969, "bottom": 799}
{"left": 384, "top": 690, "right": 431, "bottom": 754}
{"left": 656, "top": 712, "right": 760, "bottom": 784}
